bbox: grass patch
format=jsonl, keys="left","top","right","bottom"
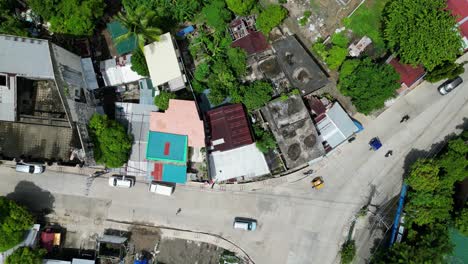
{"left": 343, "top": 0, "right": 388, "bottom": 55}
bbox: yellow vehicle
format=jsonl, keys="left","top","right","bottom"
{"left": 311, "top": 176, "right": 324, "bottom": 189}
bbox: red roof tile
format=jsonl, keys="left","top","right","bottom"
{"left": 388, "top": 58, "right": 425, "bottom": 87}
{"left": 231, "top": 31, "right": 270, "bottom": 55}
{"left": 206, "top": 104, "right": 254, "bottom": 152}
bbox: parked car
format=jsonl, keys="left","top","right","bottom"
{"left": 233, "top": 217, "right": 257, "bottom": 231}
{"left": 438, "top": 76, "right": 463, "bottom": 95}
{"left": 149, "top": 181, "right": 174, "bottom": 196}
{"left": 15, "top": 163, "right": 45, "bottom": 174}
{"left": 108, "top": 175, "right": 134, "bottom": 188}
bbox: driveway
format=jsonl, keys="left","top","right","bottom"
{"left": 0, "top": 64, "right": 467, "bottom": 264}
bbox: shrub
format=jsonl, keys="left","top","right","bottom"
{"left": 340, "top": 240, "right": 356, "bottom": 264}
{"left": 311, "top": 42, "right": 328, "bottom": 60}
{"left": 256, "top": 5, "right": 288, "bottom": 35}
{"left": 331, "top": 32, "right": 349, "bottom": 48}
{"left": 154, "top": 91, "right": 176, "bottom": 111}
{"left": 130, "top": 49, "right": 149, "bottom": 76}
{"left": 325, "top": 46, "right": 348, "bottom": 70}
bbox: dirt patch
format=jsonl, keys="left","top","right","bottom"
{"left": 156, "top": 238, "right": 224, "bottom": 264}
{"left": 129, "top": 226, "right": 161, "bottom": 253}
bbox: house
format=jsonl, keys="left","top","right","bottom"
{"left": 261, "top": 95, "right": 325, "bottom": 169}
{"left": 272, "top": 35, "right": 329, "bottom": 95}
{"left": 145, "top": 100, "right": 205, "bottom": 183}
{"left": 144, "top": 33, "right": 187, "bottom": 92}
{"left": 229, "top": 16, "right": 270, "bottom": 55}
{"left": 106, "top": 21, "right": 137, "bottom": 56}
{"left": 446, "top": 0, "right": 468, "bottom": 50}
{"left": 149, "top": 99, "right": 205, "bottom": 148}
{"left": 100, "top": 54, "right": 145, "bottom": 87}
{"left": 206, "top": 104, "right": 269, "bottom": 182}
{"left": 0, "top": 34, "right": 96, "bottom": 164}
{"left": 309, "top": 98, "right": 359, "bottom": 152}
{"left": 115, "top": 103, "right": 158, "bottom": 177}
{"left": 387, "top": 56, "right": 426, "bottom": 95}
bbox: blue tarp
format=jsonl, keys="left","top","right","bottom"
{"left": 176, "top": 26, "right": 195, "bottom": 37}
{"left": 134, "top": 260, "right": 148, "bottom": 264}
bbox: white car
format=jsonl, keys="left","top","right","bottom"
{"left": 149, "top": 181, "right": 174, "bottom": 196}
{"left": 16, "top": 163, "right": 45, "bottom": 174}
{"left": 108, "top": 175, "right": 134, "bottom": 188}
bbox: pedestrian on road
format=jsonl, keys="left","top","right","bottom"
{"left": 400, "top": 115, "right": 410, "bottom": 123}
{"left": 385, "top": 150, "right": 393, "bottom": 157}
{"left": 176, "top": 208, "right": 182, "bottom": 215}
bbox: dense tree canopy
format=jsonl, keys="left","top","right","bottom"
{"left": 383, "top": 0, "right": 463, "bottom": 70}
{"left": 154, "top": 91, "right": 176, "bottom": 111}
{"left": 88, "top": 114, "right": 132, "bottom": 168}
{"left": 0, "top": 197, "right": 34, "bottom": 251}
{"left": 6, "top": 247, "right": 45, "bottom": 264}
{"left": 338, "top": 58, "right": 400, "bottom": 114}
{"left": 115, "top": 6, "right": 162, "bottom": 51}
{"left": 236, "top": 81, "right": 273, "bottom": 111}
{"left": 29, "top": 0, "right": 105, "bottom": 36}
{"left": 123, "top": 0, "right": 202, "bottom": 25}
{"left": 225, "top": 0, "right": 257, "bottom": 16}
{"left": 0, "top": 1, "right": 28, "bottom": 36}
{"left": 201, "top": 0, "right": 232, "bottom": 32}
{"left": 256, "top": 5, "right": 288, "bottom": 35}
{"left": 130, "top": 49, "right": 149, "bottom": 76}
{"left": 455, "top": 205, "right": 468, "bottom": 236}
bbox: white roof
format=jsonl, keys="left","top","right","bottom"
{"left": 0, "top": 35, "right": 54, "bottom": 79}
{"left": 80, "top": 58, "right": 99, "bottom": 90}
{"left": 71, "top": 259, "right": 95, "bottom": 264}
{"left": 43, "top": 260, "right": 71, "bottom": 264}
{"left": 209, "top": 143, "right": 270, "bottom": 182}
{"left": 0, "top": 75, "right": 16, "bottom": 121}
{"left": 144, "top": 33, "right": 183, "bottom": 87}
{"left": 100, "top": 55, "right": 144, "bottom": 86}
{"left": 316, "top": 103, "right": 357, "bottom": 148}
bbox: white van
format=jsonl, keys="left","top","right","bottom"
{"left": 108, "top": 175, "right": 134, "bottom": 188}
{"left": 149, "top": 181, "right": 174, "bottom": 196}
{"left": 16, "top": 163, "right": 45, "bottom": 174}
{"left": 233, "top": 217, "right": 257, "bottom": 231}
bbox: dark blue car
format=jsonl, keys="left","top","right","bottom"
{"left": 369, "top": 137, "right": 382, "bottom": 151}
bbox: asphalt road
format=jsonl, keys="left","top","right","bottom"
{"left": 1, "top": 64, "right": 467, "bottom": 264}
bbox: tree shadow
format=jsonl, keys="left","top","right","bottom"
{"left": 6, "top": 181, "right": 55, "bottom": 225}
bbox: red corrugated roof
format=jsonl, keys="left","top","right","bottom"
{"left": 151, "top": 163, "right": 163, "bottom": 181}
{"left": 388, "top": 58, "right": 425, "bottom": 87}
{"left": 206, "top": 104, "right": 253, "bottom": 152}
{"left": 231, "top": 31, "right": 270, "bottom": 55}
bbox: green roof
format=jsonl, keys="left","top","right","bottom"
{"left": 107, "top": 21, "right": 137, "bottom": 55}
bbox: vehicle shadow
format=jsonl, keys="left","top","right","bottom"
{"left": 6, "top": 180, "right": 55, "bottom": 224}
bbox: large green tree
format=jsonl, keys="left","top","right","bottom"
{"left": 29, "top": 0, "right": 105, "bottom": 36}
{"left": 114, "top": 6, "right": 162, "bottom": 51}
{"left": 425, "top": 61, "right": 465, "bottom": 83}
{"left": 0, "top": 197, "right": 34, "bottom": 251}
{"left": 6, "top": 247, "right": 45, "bottom": 264}
{"left": 237, "top": 81, "right": 273, "bottom": 111}
{"left": 201, "top": 0, "right": 232, "bottom": 32}
{"left": 338, "top": 58, "right": 400, "bottom": 114}
{"left": 225, "top": 0, "right": 257, "bottom": 16}
{"left": 0, "top": 1, "right": 28, "bottom": 36}
{"left": 130, "top": 49, "right": 149, "bottom": 76}
{"left": 383, "top": 0, "right": 463, "bottom": 71}
{"left": 256, "top": 5, "right": 288, "bottom": 36}
{"left": 88, "top": 114, "right": 132, "bottom": 168}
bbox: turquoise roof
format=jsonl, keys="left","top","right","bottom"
{"left": 162, "top": 164, "right": 187, "bottom": 183}
{"left": 107, "top": 21, "right": 137, "bottom": 55}
{"left": 146, "top": 131, "right": 187, "bottom": 164}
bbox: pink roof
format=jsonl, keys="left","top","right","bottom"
{"left": 150, "top": 99, "right": 205, "bottom": 148}
{"left": 388, "top": 58, "right": 425, "bottom": 87}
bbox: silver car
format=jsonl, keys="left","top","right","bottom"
{"left": 16, "top": 163, "right": 45, "bottom": 174}
{"left": 438, "top": 76, "right": 463, "bottom": 95}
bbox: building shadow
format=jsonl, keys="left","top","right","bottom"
{"left": 6, "top": 181, "right": 55, "bottom": 225}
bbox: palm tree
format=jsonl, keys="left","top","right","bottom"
{"left": 114, "top": 6, "right": 162, "bottom": 51}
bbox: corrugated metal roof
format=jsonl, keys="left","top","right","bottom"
{"left": 0, "top": 75, "right": 16, "bottom": 121}
{"left": 107, "top": 21, "right": 137, "bottom": 55}
{"left": 206, "top": 104, "right": 253, "bottom": 152}
{"left": 148, "top": 162, "right": 187, "bottom": 183}
{"left": 144, "top": 33, "right": 184, "bottom": 88}
{"left": 316, "top": 103, "right": 357, "bottom": 149}
{"left": 388, "top": 58, "right": 425, "bottom": 87}
{"left": 100, "top": 55, "right": 144, "bottom": 86}
{"left": 80, "top": 58, "right": 99, "bottom": 90}
{"left": 71, "top": 259, "right": 95, "bottom": 264}
{"left": 0, "top": 34, "right": 54, "bottom": 79}
{"left": 146, "top": 131, "right": 188, "bottom": 163}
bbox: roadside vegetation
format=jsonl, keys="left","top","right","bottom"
{"left": 88, "top": 114, "right": 132, "bottom": 168}
{"left": 340, "top": 240, "right": 356, "bottom": 264}
{"left": 0, "top": 197, "right": 34, "bottom": 252}
{"left": 6, "top": 247, "right": 45, "bottom": 264}
{"left": 373, "top": 131, "right": 468, "bottom": 263}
